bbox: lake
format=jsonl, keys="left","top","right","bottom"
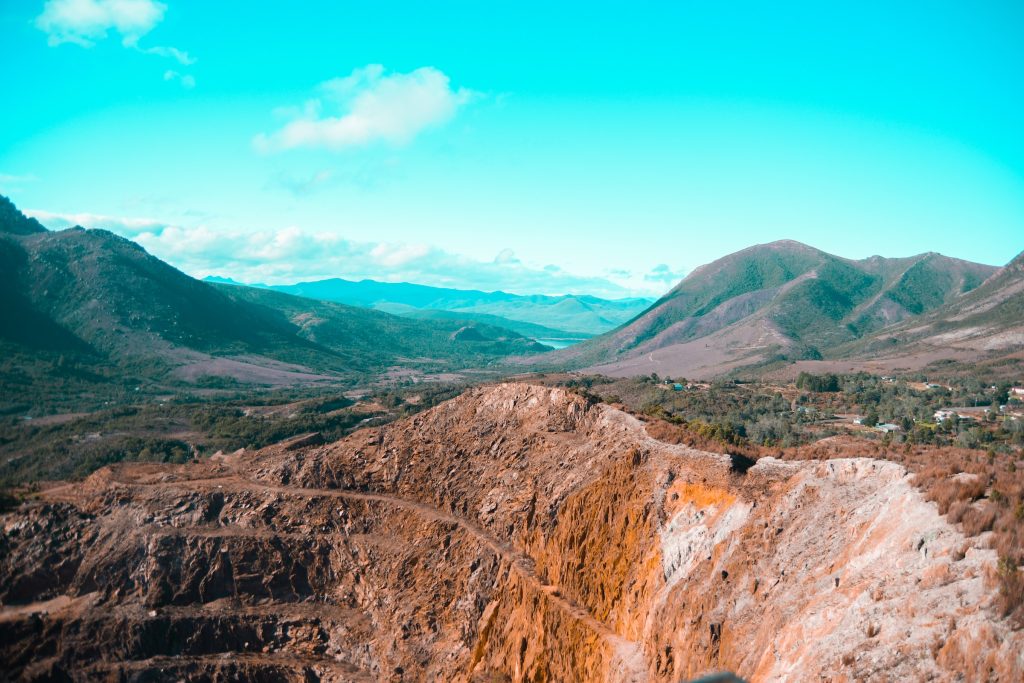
{"left": 535, "top": 338, "right": 586, "bottom": 350}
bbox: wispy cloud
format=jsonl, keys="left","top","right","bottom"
{"left": 36, "top": 0, "right": 164, "bottom": 46}
{"left": 27, "top": 209, "right": 645, "bottom": 298}
{"left": 26, "top": 209, "right": 168, "bottom": 236}
{"left": 493, "top": 248, "right": 521, "bottom": 265}
{"left": 36, "top": 0, "right": 195, "bottom": 75}
{"left": 163, "top": 69, "right": 195, "bottom": 89}
{"left": 254, "top": 65, "right": 475, "bottom": 153}
{"left": 141, "top": 44, "right": 193, "bottom": 65}
{"left": 644, "top": 263, "right": 687, "bottom": 284}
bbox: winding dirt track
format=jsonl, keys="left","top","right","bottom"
{"left": 81, "top": 652, "right": 375, "bottom": 681}
{"left": 92, "top": 471, "right": 649, "bottom": 682}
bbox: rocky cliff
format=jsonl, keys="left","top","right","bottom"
{"left": 1, "top": 384, "right": 1021, "bottom": 681}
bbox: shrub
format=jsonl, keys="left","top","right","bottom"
{"left": 919, "top": 475, "right": 986, "bottom": 515}
{"left": 947, "top": 500, "right": 970, "bottom": 524}
{"left": 961, "top": 505, "right": 998, "bottom": 536}
{"left": 997, "top": 557, "right": 1024, "bottom": 627}
{"left": 796, "top": 372, "right": 840, "bottom": 392}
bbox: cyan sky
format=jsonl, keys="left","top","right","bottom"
{"left": 2, "top": 1, "right": 1023, "bottom": 297}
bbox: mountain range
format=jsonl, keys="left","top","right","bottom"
{"left": 6, "top": 190, "right": 1023, "bottom": 414}
{"left": 539, "top": 239, "right": 1023, "bottom": 379}
{"left": 205, "top": 276, "right": 653, "bottom": 339}
{"left": 0, "top": 196, "right": 547, "bottom": 413}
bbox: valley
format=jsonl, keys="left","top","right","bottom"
{"left": 206, "top": 275, "right": 652, "bottom": 340}
{"left": 2, "top": 194, "right": 1023, "bottom": 681}
{"left": 0, "top": 196, "right": 543, "bottom": 416}
{"left": 5, "top": 4, "right": 1024, "bottom": 679}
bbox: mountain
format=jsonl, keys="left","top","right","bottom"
{"left": 0, "top": 195, "right": 47, "bottom": 236}
{"left": 0, "top": 196, "right": 547, "bottom": 413}
{"left": 538, "top": 240, "right": 1003, "bottom": 378}
{"left": 208, "top": 276, "right": 653, "bottom": 337}
{"left": 828, "top": 249, "right": 1024, "bottom": 366}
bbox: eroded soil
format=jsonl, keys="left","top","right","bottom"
{"left": 1, "top": 384, "right": 1021, "bottom": 681}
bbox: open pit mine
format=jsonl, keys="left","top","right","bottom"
{"left": 2, "top": 384, "right": 1022, "bottom": 681}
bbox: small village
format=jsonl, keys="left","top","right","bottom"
{"left": 562, "top": 372, "right": 1024, "bottom": 452}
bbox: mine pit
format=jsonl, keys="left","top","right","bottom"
{"left": 1, "top": 384, "right": 1021, "bottom": 681}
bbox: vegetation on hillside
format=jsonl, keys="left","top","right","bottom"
{"left": 548, "top": 240, "right": 1004, "bottom": 375}
{"left": 0, "top": 195, "right": 548, "bottom": 415}
{"left": 0, "top": 381, "right": 470, "bottom": 486}
{"left": 254, "top": 275, "right": 652, "bottom": 336}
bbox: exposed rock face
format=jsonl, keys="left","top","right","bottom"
{"left": 1, "top": 384, "right": 1021, "bottom": 681}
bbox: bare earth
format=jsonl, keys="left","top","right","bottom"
{"left": 172, "top": 354, "right": 341, "bottom": 385}
{"left": 1, "top": 384, "right": 1021, "bottom": 681}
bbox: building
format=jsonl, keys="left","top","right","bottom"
{"left": 934, "top": 409, "right": 957, "bottom": 422}
{"left": 876, "top": 423, "right": 901, "bottom": 433}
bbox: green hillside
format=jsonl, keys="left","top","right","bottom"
{"left": 0, "top": 196, "right": 547, "bottom": 414}
{"left": 836, "top": 248, "right": 1024, "bottom": 360}
{"left": 541, "top": 239, "right": 999, "bottom": 372}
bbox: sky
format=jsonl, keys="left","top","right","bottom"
{"left": 1, "top": 1, "right": 1023, "bottom": 298}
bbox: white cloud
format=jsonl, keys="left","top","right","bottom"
{"left": 163, "top": 69, "right": 195, "bottom": 88}
{"left": 25, "top": 209, "right": 166, "bottom": 235}
{"left": 644, "top": 263, "right": 687, "bottom": 284}
{"left": 36, "top": 0, "right": 195, "bottom": 77}
{"left": 255, "top": 65, "right": 474, "bottom": 153}
{"left": 36, "top": 0, "right": 166, "bottom": 47}
{"left": 370, "top": 242, "right": 432, "bottom": 267}
{"left": 493, "top": 248, "right": 521, "bottom": 265}
{"left": 142, "top": 44, "right": 193, "bottom": 65}
{"left": 26, "top": 209, "right": 648, "bottom": 298}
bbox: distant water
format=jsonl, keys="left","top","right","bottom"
{"left": 535, "top": 338, "right": 585, "bottom": 350}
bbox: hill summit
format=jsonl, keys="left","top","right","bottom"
{"left": 0, "top": 196, "right": 46, "bottom": 235}
{"left": 543, "top": 239, "right": 1011, "bottom": 378}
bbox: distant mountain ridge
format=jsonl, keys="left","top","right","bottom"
{"left": 540, "top": 239, "right": 1013, "bottom": 378}
{"left": 0, "top": 195, "right": 548, "bottom": 413}
{"left": 9, "top": 190, "right": 1021, "bottom": 400}
{"left": 205, "top": 275, "right": 654, "bottom": 338}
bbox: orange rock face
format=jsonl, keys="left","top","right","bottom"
{"left": 1, "top": 383, "right": 1021, "bottom": 681}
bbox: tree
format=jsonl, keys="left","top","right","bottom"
{"left": 796, "top": 372, "right": 840, "bottom": 393}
